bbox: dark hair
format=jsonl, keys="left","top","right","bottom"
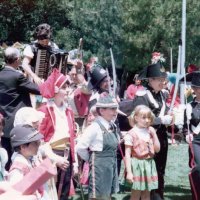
{"left": 34, "top": 23, "right": 52, "bottom": 40}
{"left": 13, "top": 142, "right": 30, "bottom": 152}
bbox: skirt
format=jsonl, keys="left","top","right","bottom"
{"left": 131, "top": 157, "right": 158, "bottom": 191}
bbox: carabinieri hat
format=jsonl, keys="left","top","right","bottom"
{"left": 181, "top": 71, "right": 200, "bottom": 87}
{"left": 88, "top": 65, "right": 107, "bottom": 90}
{"left": 138, "top": 62, "right": 167, "bottom": 80}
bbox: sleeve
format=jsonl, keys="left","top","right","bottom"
{"left": 75, "top": 123, "right": 98, "bottom": 161}
{"left": 8, "top": 169, "right": 24, "bottom": 185}
{"left": 17, "top": 73, "right": 40, "bottom": 95}
{"left": 23, "top": 45, "right": 34, "bottom": 58}
{"left": 124, "top": 133, "right": 133, "bottom": 146}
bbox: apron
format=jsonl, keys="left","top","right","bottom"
{"left": 88, "top": 120, "right": 119, "bottom": 200}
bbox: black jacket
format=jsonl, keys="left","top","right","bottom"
{"left": 0, "top": 66, "right": 40, "bottom": 137}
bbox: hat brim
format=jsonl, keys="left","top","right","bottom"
{"left": 29, "top": 132, "right": 44, "bottom": 143}
{"left": 88, "top": 75, "right": 107, "bottom": 90}
{"left": 179, "top": 73, "right": 193, "bottom": 82}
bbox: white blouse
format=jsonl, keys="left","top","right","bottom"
{"left": 76, "top": 116, "right": 112, "bottom": 161}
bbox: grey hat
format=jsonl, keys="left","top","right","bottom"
{"left": 96, "top": 94, "right": 118, "bottom": 108}
{"left": 10, "top": 125, "right": 43, "bottom": 147}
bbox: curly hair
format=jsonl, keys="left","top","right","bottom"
{"left": 34, "top": 23, "right": 52, "bottom": 40}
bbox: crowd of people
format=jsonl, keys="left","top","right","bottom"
{"left": 0, "top": 23, "right": 200, "bottom": 200}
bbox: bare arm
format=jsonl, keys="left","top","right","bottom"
{"left": 22, "top": 56, "right": 42, "bottom": 85}
{"left": 125, "top": 145, "right": 133, "bottom": 183}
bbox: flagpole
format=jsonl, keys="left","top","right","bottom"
{"left": 180, "top": 0, "right": 186, "bottom": 104}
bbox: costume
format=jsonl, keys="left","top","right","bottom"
{"left": 132, "top": 86, "right": 168, "bottom": 198}
{"left": 8, "top": 152, "right": 43, "bottom": 199}
{"left": 76, "top": 116, "right": 119, "bottom": 199}
{"left": 124, "top": 126, "right": 158, "bottom": 191}
{"left": 183, "top": 71, "right": 200, "bottom": 200}
{"left": 39, "top": 101, "right": 76, "bottom": 200}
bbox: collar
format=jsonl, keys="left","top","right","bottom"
{"left": 5, "top": 65, "right": 16, "bottom": 71}
{"left": 147, "top": 85, "right": 160, "bottom": 94}
{"left": 96, "top": 116, "right": 110, "bottom": 130}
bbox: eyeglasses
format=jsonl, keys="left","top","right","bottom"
{"left": 152, "top": 78, "right": 166, "bottom": 83}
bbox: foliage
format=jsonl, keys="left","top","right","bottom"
{"left": 1, "top": 0, "right": 200, "bottom": 74}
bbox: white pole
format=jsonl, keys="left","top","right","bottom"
{"left": 180, "top": 0, "right": 186, "bottom": 104}
{"left": 170, "top": 48, "right": 173, "bottom": 73}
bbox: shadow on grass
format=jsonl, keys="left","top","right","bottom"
{"left": 165, "top": 184, "right": 192, "bottom": 200}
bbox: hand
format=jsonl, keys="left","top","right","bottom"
{"left": 161, "top": 115, "right": 173, "bottom": 125}
{"left": 126, "top": 173, "right": 133, "bottom": 184}
{"left": 56, "top": 157, "right": 69, "bottom": 170}
{"left": 186, "top": 134, "right": 193, "bottom": 143}
{"left": 73, "top": 166, "right": 79, "bottom": 176}
{"left": 33, "top": 74, "right": 43, "bottom": 85}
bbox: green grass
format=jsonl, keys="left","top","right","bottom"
{"left": 71, "top": 143, "right": 192, "bottom": 200}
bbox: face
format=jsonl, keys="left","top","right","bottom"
{"left": 55, "top": 82, "right": 70, "bottom": 100}
{"left": 99, "top": 77, "right": 110, "bottom": 91}
{"left": 135, "top": 79, "right": 141, "bottom": 85}
{"left": 100, "top": 107, "right": 118, "bottom": 122}
{"left": 192, "top": 86, "right": 200, "bottom": 100}
{"left": 148, "top": 77, "right": 166, "bottom": 92}
{"left": 69, "top": 67, "right": 78, "bottom": 84}
{"left": 22, "top": 140, "right": 41, "bottom": 157}
{"left": 38, "top": 39, "right": 49, "bottom": 46}
{"left": 135, "top": 113, "right": 151, "bottom": 128}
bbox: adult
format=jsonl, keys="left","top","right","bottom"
{"left": 22, "top": 23, "right": 59, "bottom": 84}
{"left": 0, "top": 47, "right": 40, "bottom": 167}
{"left": 183, "top": 71, "right": 200, "bottom": 200}
{"left": 76, "top": 94, "right": 119, "bottom": 199}
{"left": 126, "top": 74, "right": 144, "bottom": 100}
{"left": 88, "top": 65, "right": 110, "bottom": 108}
{"left": 120, "top": 62, "right": 173, "bottom": 200}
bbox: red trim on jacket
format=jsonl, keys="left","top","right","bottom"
{"left": 38, "top": 103, "right": 76, "bottom": 162}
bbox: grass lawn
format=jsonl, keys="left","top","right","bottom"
{"left": 71, "top": 143, "right": 192, "bottom": 200}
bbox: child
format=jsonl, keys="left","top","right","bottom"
{"left": 8, "top": 124, "right": 44, "bottom": 199}
{"left": 124, "top": 105, "right": 160, "bottom": 200}
{"left": 38, "top": 69, "right": 77, "bottom": 199}
{"left": 0, "top": 113, "right": 8, "bottom": 181}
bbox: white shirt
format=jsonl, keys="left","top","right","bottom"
{"left": 124, "top": 126, "right": 150, "bottom": 146}
{"left": 23, "top": 41, "right": 59, "bottom": 59}
{"left": 76, "top": 116, "right": 110, "bottom": 161}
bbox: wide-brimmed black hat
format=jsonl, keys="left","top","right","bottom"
{"left": 138, "top": 62, "right": 167, "bottom": 80}
{"left": 180, "top": 71, "right": 200, "bottom": 87}
{"left": 88, "top": 65, "right": 107, "bottom": 90}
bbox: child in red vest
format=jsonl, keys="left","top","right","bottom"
{"left": 124, "top": 105, "right": 160, "bottom": 200}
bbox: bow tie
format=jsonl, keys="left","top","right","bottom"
{"left": 108, "top": 123, "right": 115, "bottom": 131}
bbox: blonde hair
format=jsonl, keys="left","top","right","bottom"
{"left": 129, "top": 105, "right": 155, "bottom": 127}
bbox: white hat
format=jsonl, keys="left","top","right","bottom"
{"left": 14, "top": 107, "right": 45, "bottom": 127}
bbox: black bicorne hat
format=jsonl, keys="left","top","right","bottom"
{"left": 138, "top": 62, "right": 167, "bottom": 80}
{"left": 181, "top": 71, "right": 200, "bottom": 87}
{"left": 88, "top": 65, "right": 107, "bottom": 90}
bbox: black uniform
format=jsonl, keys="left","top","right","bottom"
{"left": 184, "top": 99, "right": 200, "bottom": 200}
